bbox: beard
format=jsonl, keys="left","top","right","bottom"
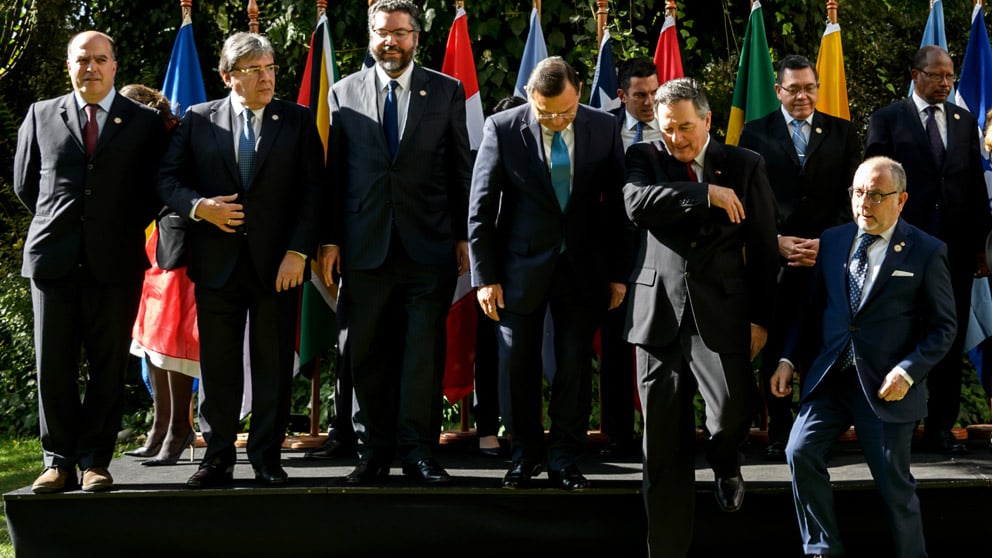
{"left": 371, "top": 44, "right": 416, "bottom": 74}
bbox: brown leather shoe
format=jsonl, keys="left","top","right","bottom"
{"left": 81, "top": 467, "right": 114, "bottom": 492}
{"left": 31, "top": 466, "right": 78, "bottom": 494}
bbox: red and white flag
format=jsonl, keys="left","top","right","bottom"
{"left": 439, "top": 6, "right": 484, "bottom": 405}
{"left": 653, "top": 13, "right": 684, "bottom": 84}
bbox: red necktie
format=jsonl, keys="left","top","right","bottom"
{"left": 83, "top": 103, "right": 98, "bottom": 157}
{"left": 686, "top": 161, "right": 698, "bottom": 182}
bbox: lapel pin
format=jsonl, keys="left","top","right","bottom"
{"left": 953, "top": 113, "right": 960, "bottom": 120}
{"left": 113, "top": 117, "right": 122, "bottom": 124}
{"left": 419, "top": 90, "right": 427, "bottom": 96}
{"left": 714, "top": 170, "right": 721, "bottom": 175}
{"left": 272, "top": 114, "right": 279, "bottom": 120}
{"left": 894, "top": 241, "right": 905, "bottom": 253}
{"left": 815, "top": 127, "right": 823, "bottom": 134}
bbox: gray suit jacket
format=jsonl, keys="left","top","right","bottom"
{"left": 14, "top": 92, "right": 167, "bottom": 284}
{"left": 325, "top": 64, "right": 472, "bottom": 270}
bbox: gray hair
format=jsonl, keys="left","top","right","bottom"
{"left": 859, "top": 156, "right": 907, "bottom": 193}
{"left": 655, "top": 77, "right": 710, "bottom": 120}
{"left": 368, "top": 0, "right": 422, "bottom": 34}
{"left": 218, "top": 32, "right": 274, "bottom": 74}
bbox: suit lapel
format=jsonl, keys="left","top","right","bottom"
{"left": 569, "top": 107, "right": 593, "bottom": 208}
{"left": 771, "top": 111, "right": 802, "bottom": 168}
{"left": 702, "top": 137, "right": 725, "bottom": 185}
{"left": 92, "top": 94, "right": 130, "bottom": 159}
{"left": 861, "top": 220, "right": 912, "bottom": 310}
{"left": 359, "top": 68, "right": 391, "bottom": 158}
{"left": 520, "top": 109, "right": 557, "bottom": 207}
{"left": 209, "top": 100, "right": 241, "bottom": 187}
{"left": 901, "top": 98, "right": 934, "bottom": 162}
{"left": 806, "top": 112, "right": 827, "bottom": 160}
{"left": 401, "top": 66, "right": 428, "bottom": 155}
{"left": 58, "top": 94, "right": 86, "bottom": 156}
{"left": 252, "top": 100, "right": 284, "bottom": 186}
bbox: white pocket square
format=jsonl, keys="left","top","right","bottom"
{"left": 891, "top": 270, "right": 914, "bottom": 277}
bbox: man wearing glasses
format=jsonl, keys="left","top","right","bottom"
{"left": 739, "top": 54, "right": 861, "bottom": 462}
{"left": 468, "top": 56, "right": 631, "bottom": 491}
{"left": 771, "top": 157, "right": 956, "bottom": 558}
{"left": 865, "top": 45, "right": 992, "bottom": 455}
{"left": 158, "top": 32, "right": 324, "bottom": 488}
{"left": 320, "top": 0, "right": 472, "bottom": 485}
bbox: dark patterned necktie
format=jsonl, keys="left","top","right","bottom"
{"left": 925, "top": 105, "right": 945, "bottom": 167}
{"left": 84, "top": 103, "right": 99, "bottom": 157}
{"left": 384, "top": 80, "right": 399, "bottom": 157}
{"left": 238, "top": 109, "right": 255, "bottom": 187}
{"left": 633, "top": 120, "right": 644, "bottom": 143}
{"left": 840, "top": 233, "right": 879, "bottom": 368}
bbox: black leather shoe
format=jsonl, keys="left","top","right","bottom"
{"left": 345, "top": 461, "right": 390, "bottom": 485}
{"left": 764, "top": 441, "right": 787, "bottom": 462}
{"left": 254, "top": 465, "right": 289, "bottom": 485}
{"left": 922, "top": 429, "right": 968, "bottom": 455}
{"left": 185, "top": 461, "right": 233, "bottom": 489}
{"left": 401, "top": 457, "right": 452, "bottom": 484}
{"left": 479, "top": 446, "right": 503, "bottom": 458}
{"left": 715, "top": 473, "right": 745, "bottom": 512}
{"left": 304, "top": 437, "right": 357, "bottom": 460}
{"left": 549, "top": 464, "right": 590, "bottom": 491}
{"left": 502, "top": 460, "right": 542, "bottom": 489}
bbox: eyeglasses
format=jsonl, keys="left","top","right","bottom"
{"left": 847, "top": 187, "right": 900, "bottom": 205}
{"left": 373, "top": 28, "right": 415, "bottom": 40}
{"left": 780, "top": 84, "right": 818, "bottom": 96}
{"left": 916, "top": 70, "right": 956, "bottom": 84}
{"left": 536, "top": 111, "right": 577, "bottom": 122}
{"left": 232, "top": 64, "right": 279, "bottom": 77}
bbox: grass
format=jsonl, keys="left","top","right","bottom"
{"left": 0, "top": 437, "right": 42, "bottom": 558}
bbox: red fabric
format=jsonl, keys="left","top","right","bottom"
{"left": 84, "top": 104, "right": 98, "bottom": 157}
{"left": 686, "top": 162, "right": 698, "bottom": 182}
{"left": 653, "top": 16, "right": 685, "bottom": 84}
{"left": 442, "top": 292, "right": 478, "bottom": 404}
{"left": 131, "top": 228, "right": 199, "bottom": 361}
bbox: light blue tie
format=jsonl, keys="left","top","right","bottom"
{"left": 791, "top": 119, "right": 807, "bottom": 167}
{"left": 238, "top": 109, "right": 256, "bottom": 187}
{"left": 550, "top": 131, "right": 570, "bottom": 211}
{"left": 384, "top": 80, "right": 399, "bottom": 157}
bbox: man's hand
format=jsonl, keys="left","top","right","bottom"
{"left": 770, "top": 361, "right": 794, "bottom": 398}
{"left": 194, "top": 193, "right": 244, "bottom": 233}
{"left": 319, "top": 245, "right": 341, "bottom": 287}
{"left": 708, "top": 184, "right": 745, "bottom": 224}
{"left": 779, "top": 236, "right": 819, "bottom": 267}
{"left": 275, "top": 252, "right": 306, "bottom": 292}
{"left": 455, "top": 240, "right": 470, "bottom": 277}
{"left": 607, "top": 282, "right": 627, "bottom": 310}
{"left": 750, "top": 323, "right": 768, "bottom": 361}
{"left": 878, "top": 371, "right": 911, "bottom": 401}
{"left": 477, "top": 284, "right": 504, "bottom": 321}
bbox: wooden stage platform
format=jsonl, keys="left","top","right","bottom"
{"left": 5, "top": 430, "right": 992, "bottom": 557}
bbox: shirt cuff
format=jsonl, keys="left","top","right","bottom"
{"left": 894, "top": 366, "right": 914, "bottom": 386}
{"left": 190, "top": 197, "right": 204, "bottom": 221}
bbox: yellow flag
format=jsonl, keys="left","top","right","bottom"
{"left": 815, "top": 21, "right": 850, "bottom": 120}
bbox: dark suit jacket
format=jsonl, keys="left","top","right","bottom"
{"left": 325, "top": 64, "right": 472, "bottom": 269}
{"left": 739, "top": 110, "right": 859, "bottom": 239}
{"left": 157, "top": 97, "right": 324, "bottom": 289}
{"left": 14, "top": 92, "right": 167, "bottom": 284}
{"left": 622, "top": 138, "right": 779, "bottom": 353}
{"left": 783, "top": 220, "right": 957, "bottom": 423}
{"left": 468, "top": 103, "right": 632, "bottom": 314}
{"left": 864, "top": 98, "right": 991, "bottom": 258}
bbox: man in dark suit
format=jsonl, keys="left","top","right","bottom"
{"left": 14, "top": 31, "right": 167, "bottom": 493}
{"left": 319, "top": 0, "right": 472, "bottom": 485}
{"left": 596, "top": 56, "right": 661, "bottom": 459}
{"left": 469, "top": 56, "right": 630, "bottom": 491}
{"left": 157, "top": 32, "right": 324, "bottom": 488}
{"left": 772, "top": 157, "right": 956, "bottom": 558}
{"left": 623, "top": 77, "right": 779, "bottom": 557}
{"left": 739, "top": 54, "right": 860, "bottom": 461}
{"left": 864, "top": 45, "right": 992, "bottom": 455}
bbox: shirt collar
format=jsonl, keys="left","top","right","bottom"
{"left": 691, "top": 135, "right": 711, "bottom": 170}
{"left": 375, "top": 62, "right": 415, "bottom": 92}
{"left": 75, "top": 88, "right": 115, "bottom": 113}
{"left": 780, "top": 106, "right": 813, "bottom": 126}
{"left": 229, "top": 94, "right": 265, "bottom": 120}
{"left": 911, "top": 91, "right": 943, "bottom": 113}
{"left": 625, "top": 111, "right": 657, "bottom": 132}
{"left": 859, "top": 220, "right": 897, "bottom": 244}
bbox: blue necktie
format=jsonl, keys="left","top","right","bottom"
{"left": 633, "top": 120, "right": 644, "bottom": 144}
{"left": 791, "top": 119, "right": 807, "bottom": 167}
{"left": 550, "top": 131, "right": 570, "bottom": 212}
{"left": 384, "top": 80, "right": 399, "bottom": 157}
{"left": 840, "top": 233, "right": 880, "bottom": 368}
{"left": 925, "top": 106, "right": 945, "bottom": 167}
{"left": 238, "top": 109, "right": 255, "bottom": 187}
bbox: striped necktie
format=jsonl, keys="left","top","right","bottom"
{"left": 791, "top": 119, "right": 807, "bottom": 167}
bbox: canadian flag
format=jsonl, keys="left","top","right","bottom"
{"left": 440, "top": 7, "right": 485, "bottom": 405}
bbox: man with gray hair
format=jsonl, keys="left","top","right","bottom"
{"left": 158, "top": 31, "right": 324, "bottom": 488}
{"left": 320, "top": 0, "right": 472, "bottom": 485}
{"left": 623, "top": 77, "right": 778, "bottom": 556}
{"left": 771, "top": 156, "right": 956, "bottom": 557}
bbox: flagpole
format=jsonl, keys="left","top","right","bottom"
{"left": 666, "top": 0, "right": 677, "bottom": 18}
{"left": 597, "top": 1, "right": 609, "bottom": 49}
{"left": 827, "top": 0, "right": 837, "bottom": 25}
{"left": 248, "top": 0, "right": 259, "bottom": 33}
{"left": 307, "top": 0, "right": 325, "bottom": 445}
{"left": 536, "top": 0, "right": 541, "bottom": 19}
{"left": 316, "top": 0, "right": 326, "bottom": 20}
{"left": 455, "top": 0, "right": 472, "bottom": 439}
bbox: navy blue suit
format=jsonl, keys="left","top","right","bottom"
{"left": 783, "top": 219, "right": 956, "bottom": 557}
{"left": 468, "top": 103, "right": 631, "bottom": 470}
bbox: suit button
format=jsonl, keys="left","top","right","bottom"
{"left": 690, "top": 241, "right": 697, "bottom": 248}
{"left": 84, "top": 189, "right": 92, "bottom": 196}
{"left": 849, "top": 325, "right": 856, "bottom": 332}
{"left": 87, "top": 164, "right": 94, "bottom": 170}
